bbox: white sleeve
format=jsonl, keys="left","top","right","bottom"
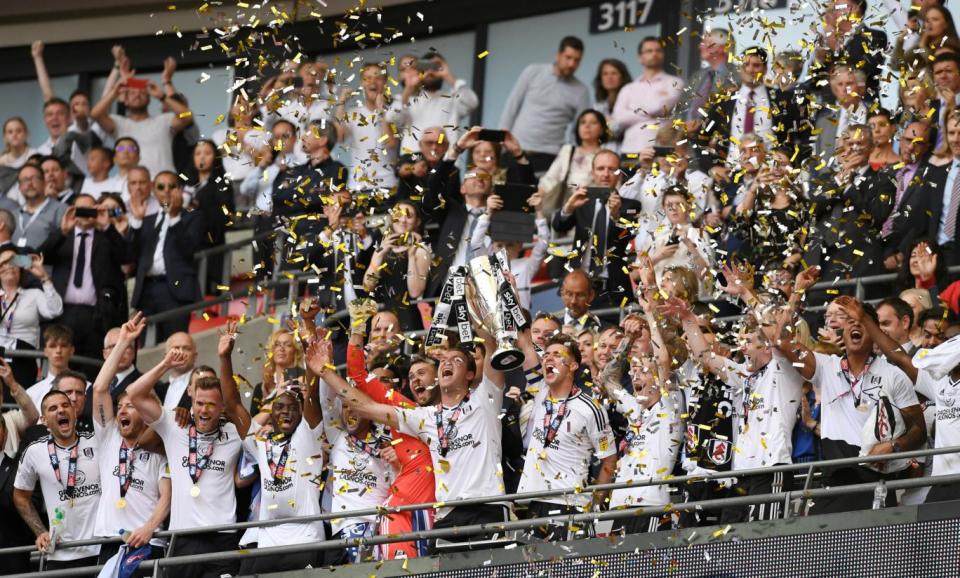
{"left": 239, "top": 167, "right": 265, "bottom": 197}
{"left": 914, "top": 371, "right": 938, "bottom": 402}
{"left": 589, "top": 401, "right": 617, "bottom": 459}
{"left": 469, "top": 213, "right": 491, "bottom": 256}
{"left": 13, "top": 448, "right": 38, "bottom": 491}
{"left": 36, "top": 283, "right": 64, "bottom": 320}
{"left": 889, "top": 368, "right": 921, "bottom": 409}
{"left": 393, "top": 406, "right": 432, "bottom": 443}
{"left": 523, "top": 217, "right": 550, "bottom": 279}
{"left": 147, "top": 410, "right": 174, "bottom": 439}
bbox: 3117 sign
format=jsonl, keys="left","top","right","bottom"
{"left": 589, "top": 0, "right": 656, "bottom": 33}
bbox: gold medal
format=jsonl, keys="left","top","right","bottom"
{"left": 116, "top": 498, "right": 127, "bottom": 509}
{"left": 190, "top": 485, "right": 201, "bottom": 498}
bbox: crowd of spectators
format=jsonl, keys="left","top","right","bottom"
{"left": 6, "top": 0, "right": 960, "bottom": 574}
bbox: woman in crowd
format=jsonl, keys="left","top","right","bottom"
{"left": 249, "top": 329, "right": 304, "bottom": 415}
{"left": 729, "top": 148, "right": 807, "bottom": 273}
{"left": 635, "top": 186, "right": 715, "bottom": 300}
{"left": 0, "top": 117, "right": 38, "bottom": 200}
{"left": 363, "top": 200, "right": 431, "bottom": 331}
{"left": 469, "top": 129, "right": 536, "bottom": 186}
{"left": 188, "top": 139, "right": 235, "bottom": 293}
{"left": 592, "top": 58, "right": 631, "bottom": 148}
{"left": 212, "top": 94, "right": 263, "bottom": 207}
{"left": 0, "top": 248, "right": 62, "bottom": 387}
{"left": 539, "top": 109, "right": 610, "bottom": 215}
{"left": 867, "top": 109, "right": 900, "bottom": 169}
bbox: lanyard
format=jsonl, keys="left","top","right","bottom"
{"left": 118, "top": 443, "right": 136, "bottom": 498}
{"left": 742, "top": 365, "right": 767, "bottom": 422}
{"left": 18, "top": 199, "right": 50, "bottom": 236}
{"left": 435, "top": 392, "right": 471, "bottom": 458}
{"left": 840, "top": 355, "right": 875, "bottom": 406}
{"left": 47, "top": 436, "right": 79, "bottom": 499}
{"left": 188, "top": 424, "right": 217, "bottom": 485}
{"left": 542, "top": 387, "right": 580, "bottom": 448}
{"left": 0, "top": 291, "right": 19, "bottom": 335}
{"left": 349, "top": 432, "right": 383, "bottom": 458}
{"left": 264, "top": 436, "right": 291, "bottom": 482}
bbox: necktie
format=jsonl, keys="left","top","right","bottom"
{"left": 882, "top": 167, "right": 912, "bottom": 238}
{"left": 591, "top": 201, "right": 608, "bottom": 278}
{"left": 464, "top": 208, "right": 484, "bottom": 262}
{"left": 73, "top": 232, "right": 88, "bottom": 289}
{"left": 688, "top": 68, "right": 716, "bottom": 122}
{"left": 109, "top": 376, "right": 120, "bottom": 393}
{"left": 945, "top": 164, "right": 960, "bottom": 243}
{"left": 743, "top": 89, "right": 755, "bottom": 135}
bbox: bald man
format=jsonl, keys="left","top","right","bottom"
{"left": 154, "top": 332, "right": 197, "bottom": 410}
{"left": 81, "top": 327, "right": 143, "bottom": 419}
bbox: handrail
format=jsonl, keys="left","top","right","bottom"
{"left": 3, "top": 444, "right": 956, "bottom": 558}
{"left": 193, "top": 229, "right": 274, "bottom": 261}
{"left": 9, "top": 470, "right": 960, "bottom": 577}
{"left": 2, "top": 349, "right": 103, "bottom": 369}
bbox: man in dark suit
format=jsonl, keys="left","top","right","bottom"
{"left": 552, "top": 150, "right": 641, "bottom": 310}
{"left": 804, "top": 0, "right": 887, "bottom": 101}
{"left": 810, "top": 64, "right": 869, "bottom": 168}
{"left": 40, "top": 194, "right": 130, "bottom": 380}
{"left": 932, "top": 52, "right": 960, "bottom": 150}
{"left": 696, "top": 46, "right": 800, "bottom": 179}
{"left": 881, "top": 120, "right": 935, "bottom": 270}
{"left": 422, "top": 128, "right": 488, "bottom": 298}
{"left": 131, "top": 171, "right": 206, "bottom": 341}
{"left": 803, "top": 124, "right": 896, "bottom": 302}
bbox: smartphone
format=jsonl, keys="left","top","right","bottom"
{"left": 109, "top": 207, "right": 124, "bottom": 218}
{"left": 665, "top": 235, "right": 681, "bottom": 246}
{"left": 75, "top": 207, "right": 99, "bottom": 219}
{"left": 283, "top": 367, "right": 305, "bottom": 382}
{"left": 653, "top": 145, "right": 676, "bottom": 158}
{"left": 416, "top": 59, "right": 442, "bottom": 72}
{"left": 585, "top": 186, "right": 611, "bottom": 205}
{"left": 12, "top": 255, "right": 32, "bottom": 269}
{"left": 477, "top": 129, "right": 506, "bottom": 143}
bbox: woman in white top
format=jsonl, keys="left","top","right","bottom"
{"left": 1, "top": 117, "right": 39, "bottom": 202}
{"left": 539, "top": 109, "right": 609, "bottom": 216}
{"left": 634, "top": 185, "right": 715, "bottom": 300}
{"left": 212, "top": 95, "right": 263, "bottom": 208}
{"left": 0, "top": 247, "right": 63, "bottom": 387}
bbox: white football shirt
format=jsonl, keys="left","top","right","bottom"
{"left": 15, "top": 431, "right": 101, "bottom": 561}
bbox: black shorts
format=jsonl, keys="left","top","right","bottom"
{"left": 167, "top": 531, "right": 239, "bottom": 578}
{"left": 430, "top": 504, "right": 511, "bottom": 553}
{"left": 610, "top": 509, "right": 671, "bottom": 535}
{"left": 524, "top": 500, "right": 593, "bottom": 541}
{"left": 720, "top": 469, "right": 788, "bottom": 524}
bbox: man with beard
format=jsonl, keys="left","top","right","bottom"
{"left": 343, "top": 302, "right": 436, "bottom": 559}
{"left": 91, "top": 57, "right": 193, "bottom": 176}
{"left": 316, "top": 322, "right": 541, "bottom": 550}
{"left": 776, "top": 296, "right": 927, "bottom": 513}
{"left": 210, "top": 320, "right": 326, "bottom": 573}
{"left": 14, "top": 389, "right": 102, "bottom": 569}
{"left": 91, "top": 312, "right": 170, "bottom": 564}
{"left": 516, "top": 334, "right": 617, "bottom": 540}
{"left": 125, "top": 338, "right": 244, "bottom": 578}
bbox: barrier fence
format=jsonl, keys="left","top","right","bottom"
{"left": 2, "top": 444, "right": 959, "bottom": 577}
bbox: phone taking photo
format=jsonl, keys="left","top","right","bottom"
{"left": 477, "top": 129, "right": 506, "bottom": 143}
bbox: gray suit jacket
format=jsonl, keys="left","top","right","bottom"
{"left": 813, "top": 108, "right": 841, "bottom": 163}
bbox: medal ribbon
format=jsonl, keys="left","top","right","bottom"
{"left": 188, "top": 424, "right": 216, "bottom": 485}
{"left": 118, "top": 444, "right": 136, "bottom": 499}
{"left": 264, "top": 436, "right": 291, "bottom": 482}
{"left": 840, "top": 355, "right": 875, "bottom": 406}
{"left": 435, "top": 392, "right": 471, "bottom": 458}
{"left": 47, "top": 436, "right": 79, "bottom": 499}
{"left": 542, "top": 387, "right": 579, "bottom": 447}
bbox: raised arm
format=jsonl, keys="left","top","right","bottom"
{"left": 159, "top": 58, "right": 193, "bottom": 133}
{"left": 661, "top": 297, "right": 730, "bottom": 378}
{"left": 217, "top": 319, "right": 252, "bottom": 434}
{"left": 126, "top": 349, "right": 182, "bottom": 425}
{"left": 597, "top": 316, "right": 642, "bottom": 398}
{"left": 93, "top": 312, "right": 146, "bottom": 428}
{"left": 306, "top": 337, "right": 399, "bottom": 428}
{"left": 31, "top": 41, "right": 54, "bottom": 103}
{"left": 90, "top": 76, "right": 122, "bottom": 136}
{"left": 836, "top": 296, "right": 918, "bottom": 383}
{"left": 0, "top": 359, "right": 37, "bottom": 426}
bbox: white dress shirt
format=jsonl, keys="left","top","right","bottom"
{"left": 162, "top": 370, "right": 192, "bottom": 410}
{"left": 726, "top": 84, "right": 773, "bottom": 163}
{"left": 63, "top": 228, "right": 97, "bottom": 306}
{"left": 148, "top": 213, "right": 181, "bottom": 277}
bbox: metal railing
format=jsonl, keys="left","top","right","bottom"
{"left": 4, "top": 444, "right": 959, "bottom": 577}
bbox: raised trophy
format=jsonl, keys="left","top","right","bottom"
{"left": 464, "top": 254, "right": 526, "bottom": 371}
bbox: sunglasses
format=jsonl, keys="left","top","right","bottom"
{"left": 155, "top": 183, "right": 180, "bottom": 191}
{"left": 115, "top": 145, "right": 139, "bottom": 153}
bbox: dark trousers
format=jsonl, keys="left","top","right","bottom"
{"left": 809, "top": 466, "right": 896, "bottom": 515}
{"left": 253, "top": 214, "right": 276, "bottom": 282}
{"left": 611, "top": 510, "right": 671, "bottom": 535}
{"left": 525, "top": 500, "right": 591, "bottom": 541}
{"left": 58, "top": 304, "right": 104, "bottom": 381}
{"left": 925, "top": 482, "right": 960, "bottom": 504}
{"left": 238, "top": 548, "right": 321, "bottom": 574}
{"left": 719, "top": 469, "right": 788, "bottom": 524}
{"left": 8, "top": 339, "right": 38, "bottom": 391}
{"left": 681, "top": 479, "right": 728, "bottom": 527}
{"left": 167, "top": 531, "right": 238, "bottom": 578}
{"left": 44, "top": 555, "right": 99, "bottom": 571}
{"left": 140, "top": 277, "right": 190, "bottom": 342}
{"left": 430, "top": 504, "right": 510, "bottom": 552}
